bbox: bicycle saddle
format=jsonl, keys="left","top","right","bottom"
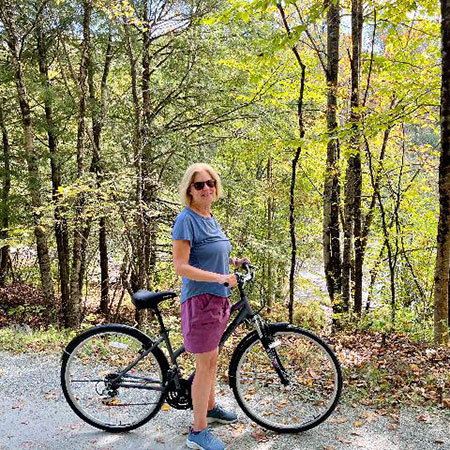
{"left": 132, "top": 290, "right": 177, "bottom": 310}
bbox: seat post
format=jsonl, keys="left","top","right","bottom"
{"left": 153, "top": 307, "right": 167, "bottom": 335}
{"left": 153, "top": 307, "right": 178, "bottom": 365}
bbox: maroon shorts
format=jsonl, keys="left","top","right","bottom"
{"left": 181, "top": 293, "right": 231, "bottom": 354}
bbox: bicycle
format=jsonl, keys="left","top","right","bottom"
{"left": 61, "top": 264, "right": 342, "bottom": 434}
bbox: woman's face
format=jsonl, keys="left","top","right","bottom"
{"left": 189, "top": 170, "right": 216, "bottom": 207}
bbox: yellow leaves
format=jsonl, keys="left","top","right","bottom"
{"left": 103, "top": 397, "right": 121, "bottom": 406}
{"left": 409, "top": 363, "right": 421, "bottom": 372}
{"left": 161, "top": 403, "right": 171, "bottom": 411}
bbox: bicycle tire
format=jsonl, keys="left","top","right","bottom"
{"left": 229, "top": 323, "right": 342, "bottom": 433}
{"left": 61, "top": 324, "right": 169, "bottom": 432}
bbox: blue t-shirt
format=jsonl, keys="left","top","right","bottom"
{"left": 172, "top": 207, "right": 232, "bottom": 303}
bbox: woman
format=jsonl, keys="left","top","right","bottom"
{"left": 172, "top": 163, "right": 248, "bottom": 450}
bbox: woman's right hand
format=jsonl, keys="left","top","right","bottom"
{"left": 219, "top": 273, "right": 237, "bottom": 288}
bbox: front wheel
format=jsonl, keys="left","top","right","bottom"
{"left": 229, "top": 323, "right": 342, "bottom": 433}
{"left": 61, "top": 324, "right": 169, "bottom": 432}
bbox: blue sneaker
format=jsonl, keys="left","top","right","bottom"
{"left": 186, "top": 428, "right": 226, "bottom": 450}
{"left": 207, "top": 404, "right": 237, "bottom": 424}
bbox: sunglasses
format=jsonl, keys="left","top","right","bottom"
{"left": 191, "top": 179, "right": 216, "bottom": 191}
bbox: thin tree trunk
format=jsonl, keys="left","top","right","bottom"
{"left": 89, "top": 31, "right": 113, "bottom": 314}
{"left": 124, "top": 21, "right": 147, "bottom": 327}
{"left": 69, "top": 0, "right": 93, "bottom": 327}
{"left": 350, "top": 0, "right": 363, "bottom": 315}
{"left": 433, "top": 0, "right": 450, "bottom": 344}
{"left": 323, "top": 0, "right": 342, "bottom": 316}
{"left": 0, "top": 98, "right": 10, "bottom": 287}
{"left": 267, "top": 156, "right": 274, "bottom": 312}
{"left": 289, "top": 147, "right": 301, "bottom": 322}
{"left": 0, "top": 0, "right": 55, "bottom": 303}
{"left": 36, "top": 25, "right": 71, "bottom": 312}
{"left": 277, "top": 3, "right": 306, "bottom": 323}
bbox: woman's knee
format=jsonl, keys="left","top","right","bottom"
{"left": 195, "top": 348, "right": 218, "bottom": 371}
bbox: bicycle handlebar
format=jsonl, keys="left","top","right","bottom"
{"left": 224, "top": 262, "right": 256, "bottom": 287}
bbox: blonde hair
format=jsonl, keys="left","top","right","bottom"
{"left": 179, "top": 163, "right": 223, "bottom": 206}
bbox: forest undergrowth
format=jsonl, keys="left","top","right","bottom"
{"left": 0, "top": 282, "right": 449, "bottom": 414}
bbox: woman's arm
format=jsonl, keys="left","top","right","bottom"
{"left": 173, "top": 240, "right": 237, "bottom": 287}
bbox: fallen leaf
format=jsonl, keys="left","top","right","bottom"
{"left": 336, "top": 435, "right": 352, "bottom": 444}
{"left": 353, "top": 421, "right": 363, "bottom": 428}
{"left": 435, "top": 439, "right": 445, "bottom": 445}
{"left": 323, "top": 446, "right": 336, "bottom": 450}
{"left": 155, "top": 437, "right": 165, "bottom": 444}
{"left": 230, "top": 423, "right": 247, "bottom": 437}
{"left": 251, "top": 428, "right": 268, "bottom": 443}
{"left": 329, "top": 416, "right": 348, "bottom": 424}
{"left": 442, "top": 398, "right": 450, "bottom": 408}
{"left": 387, "top": 423, "right": 398, "bottom": 431}
{"left": 417, "top": 414, "right": 432, "bottom": 423}
{"left": 161, "top": 404, "right": 170, "bottom": 411}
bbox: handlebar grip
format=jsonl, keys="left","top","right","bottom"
{"left": 224, "top": 282, "right": 229, "bottom": 287}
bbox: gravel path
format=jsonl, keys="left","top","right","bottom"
{"left": 0, "top": 351, "right": 448, "bottom": 450}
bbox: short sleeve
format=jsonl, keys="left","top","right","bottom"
{"left": 172, "top": 214, "right": 194, "bottom": 243}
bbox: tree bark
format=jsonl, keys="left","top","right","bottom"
{"left": 433, "top": 0, "right": 450, "bottom": 344}
{"left": 89, "top": 30, "right": 113, "bottom": 314}
{"left": 124, "top": 20, "right": 147, "bottom": 327}
{"left": 343, "top": 0, "right": 363, "bottom": 314}
{"left": 68, "top": 0, "right": 93, "bottom": 327}
{"left": 323, "top": 0, "right": 342, "bottom": 314}
{"left": 36, "top": 25, "right": 71, "bottom": 313}
{"left": 0, "top": 98, "right": 10, "bottom": 287}
{"left": 276, "top": 3, "right": 306, "bottom": 323}
{"left": 267, "top": 156, "right": 274, "bottom": 312}
{"left": 0, "top": 0, "right": 55, "bottom": 303}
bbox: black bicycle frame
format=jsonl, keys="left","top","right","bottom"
{"left": 112, "top": 274, "right": 290, "bottom": 391}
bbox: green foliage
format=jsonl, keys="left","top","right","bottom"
{"left": 0, "top": 326, "right": 78, "bottom": 353}
{"left": 0, "top": 0, "right": 444, "bottom": 342}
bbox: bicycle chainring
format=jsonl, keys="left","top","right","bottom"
{"left": 165, "top": 378, "right": 192, "bottom": 410}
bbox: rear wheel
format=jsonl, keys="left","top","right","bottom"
{"left": 229, "top": 324, "right": 342, "bottom": 433}
{"left": 61, "top": 324, "right": 169, "bottom": 432}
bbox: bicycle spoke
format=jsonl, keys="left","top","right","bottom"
{"left": 232, "top": 326, "right": 342, "bottom": 432}
{"left": 62, "top": 329, "right": 166, "bottom": 431}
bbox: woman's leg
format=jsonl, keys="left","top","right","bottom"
{"left": 192, "top": 347, "right": 218, "bottom": 431}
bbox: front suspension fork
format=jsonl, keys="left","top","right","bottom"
{"left": 253, "top": 317, "right": 290, "bottom": 386}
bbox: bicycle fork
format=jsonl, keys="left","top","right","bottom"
{"left": 252, "top": 317, "right": 290, "bottom": 386}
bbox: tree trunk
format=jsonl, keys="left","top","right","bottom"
{"left": 276, "top": 3, "right": 306, "bottom": 323}
{"left": 124, "top": 21, "right": 147, "bottom": 327}
{"left": 0, "top": 0, "right": 55, "bottom": 303}
{"left": 343, "top": 0, "right": 363, "bottom": 314}
{"left": 323, "top": 0, "right": 342, "bottom": 316}
{"left": 433, "top": 0, "right": 450, "bottom": 344}
{"left": 36, "top": 25, "right": 71, "bottom": 313}
{"left": 267, "top": 156, "right": 274, "bottom": 312}
{"left": 89, "top": 31, "right": 113, "bottom": 314}
{"left": 289, "top": 147, "right": 301, "bottom": 322}
{"left": 68, "top": 0, "right": 93, "bottom": 327}
{"left": 0, "top": 98, "right": 10, "bottom": 287}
